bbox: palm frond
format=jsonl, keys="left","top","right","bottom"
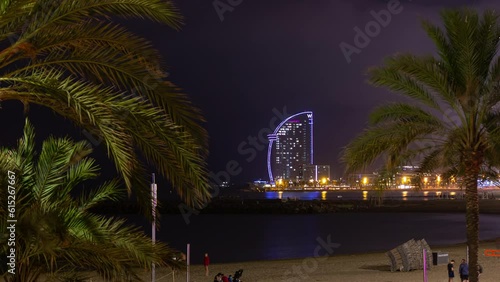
{"left": 1, "top": 120, "right": 183, "bottom": 281}
{"left": 78, "top": 179, "right": 123, "bottom": 211}
{"left": 34, "top": 136, "right": 75, "bottom": 205}
{"left": 342, "top": 119, "right": 442, "bottom": 173}
{"left": 369, "top": 102, "right": 444, "bottom": 127}
{"left": 123, "top": 107, "right": 211, "bottom": 207}
{"left": 20, "top": 0, "right": 183, "bottom": 41}
{"left": 0, "top": 0, "right": 210, "bottom": 210}
{"left": 368, "top": 65, "right": 441, "bottom": 109}
{"left": 381, "top": 54, "right": 462, "bottom": 114}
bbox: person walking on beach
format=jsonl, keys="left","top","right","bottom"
{"left": 447, "top": 259, "right": 455, "bottom": 282}
{"left": 459, "top": 259, "right": 469, "bottom": 282}
{"left": 204, "top": 253, "right": 210, "bottom": 277}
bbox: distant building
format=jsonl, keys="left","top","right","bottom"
{"left": 251, "top": 179, "right": 271, "bottom": 190}
{"left": 267, "top": 111, "right": 313, "bottom": 183}
{"left": 399, "top": 165, "right": 419, "bottom": 172}
{"left": 253, "top": 179, "right": 268, "bottom": 187}
{"left": 301, "top": 164, "right": 330, "bottom": 182}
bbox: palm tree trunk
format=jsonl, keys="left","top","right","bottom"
{"left": 463, "top": 150, "right": 482, "bottom": 282}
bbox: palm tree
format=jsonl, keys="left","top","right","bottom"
{"left": 1, "top": 119, "right": 183, "bottom": 281}
{"left": 0, "top": 0, "right": 210, "bottom": 209}
{"left": 342, "top": 9, "right": 500, "bottom": 282}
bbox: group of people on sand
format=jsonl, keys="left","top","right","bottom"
{"left": 204, "top": 253, "right": 241, "bottom": 282}
{"left": 447, "top": 259, "right": 483, "bottom": 282}
{"left": 212, "top": 272, "right": 236, "bottom": 282}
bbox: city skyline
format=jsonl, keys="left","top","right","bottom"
{"left": 2, "top": 0, "right": 499, "bottom": 184}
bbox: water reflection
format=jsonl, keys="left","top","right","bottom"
{"left": 260, "top": 190, "right": 446, "bottom": 201}
{"left": 264, "top": 192, "right": 276, "bottom": 200}
{"left": 147, "top": 213, "right": 500, "bottom": 264}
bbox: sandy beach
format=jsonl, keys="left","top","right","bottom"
{"left": 84, "top": 241, "right": 499, "bottom": 282}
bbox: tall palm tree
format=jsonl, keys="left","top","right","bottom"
{"left": 342, "top": 9, "right": 500, "bottom": 282}
{"left": 0, "top": 119, "right": 183, "bottom": 282}
{"left": 0, "top": 0, "right": 210, "bottom": 209}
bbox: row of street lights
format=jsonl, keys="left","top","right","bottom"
{"left": 359, "top": 175, "right": 450, "bottom": 188}
{"left": 273, "top": 174, "right": 462, "bottom": 189}
{"left": 275, "top": 177, "right": 330, "bottom": 187}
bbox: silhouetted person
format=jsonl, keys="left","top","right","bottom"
{"left": 204, "top": 253, "right": 210, "bottom": 276}
{"left": 447, "top": 259, "right": 455, "bottom": 282}
{"left": 459, "top": 259, "right": 469, "bottom": 282}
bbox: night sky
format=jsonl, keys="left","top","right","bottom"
{"left": 0, "top": 0, "right": 495, "bottom": 185}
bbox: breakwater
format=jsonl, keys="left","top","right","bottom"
{"left": 95, "top": 198, "right": 500, "bottom": 215}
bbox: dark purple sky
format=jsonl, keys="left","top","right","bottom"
{"left": 0, "top": 0, "right": 495, "bottom": 184}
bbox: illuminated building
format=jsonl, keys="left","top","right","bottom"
{"left": 301, "top": 164, "right": 330, "bottom": 182}
{"left": 267, "top": 111, "right": 313, "bottom": 183}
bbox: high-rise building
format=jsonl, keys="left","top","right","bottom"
{"left": 267, "top": 111, "right": 313, "bottom": 183}
{"left": 301, "top": 164, "right": 330, "bottom": 182}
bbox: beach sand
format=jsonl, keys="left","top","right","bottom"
{"left": 87, "top": 241, "right": 499, "bottom": 282}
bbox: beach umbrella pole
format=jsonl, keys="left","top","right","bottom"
{"left": 152, "top": 173, "right": 157, "bottom": 282}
